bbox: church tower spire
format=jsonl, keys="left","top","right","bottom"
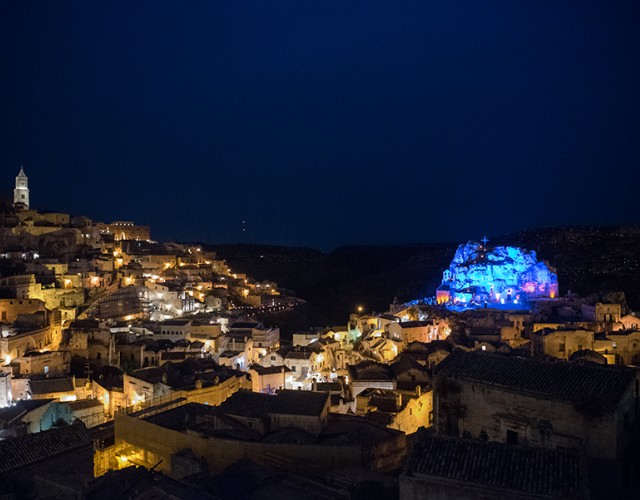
{"left": 14, "top": 165, "right": 29, "bottom": 209}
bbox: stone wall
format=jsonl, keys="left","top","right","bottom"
{"left": 434, "top": 375, "right": 637, "bottom": 460}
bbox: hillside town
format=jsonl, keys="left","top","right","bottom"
{"left": 0, "top": 168, "right": 639, "bottom": 499}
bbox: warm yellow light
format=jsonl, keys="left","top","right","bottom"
{"left": 4, "top": 355, "right": 11, "bottom": 365}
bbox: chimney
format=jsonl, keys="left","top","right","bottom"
{"left": 162, "top": 373, "right": 168, "bottom": 384}
{"left": 395, "top": 392, "right": 402, "bottom": 409}
{"left": 195, "top": 379, "right": 203, "bottom": 390}
{"left": 415, "top": 385, "right": 421, "bottom": 397}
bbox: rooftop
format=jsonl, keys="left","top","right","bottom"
{"left": 404, "top": 433, "right": 588, "bottom": 499}
{"left": 67, "top": 398, "right": 105, "bottom": 411}
{"left": 29, "top": 377, "right": 75, "bottom": 394}
{"left": 348, "top": 361, "right": 395, "bottom": 382}
{"left": 161, "top": 319, "right": 191, "bottom": 327}
{"left": 0, "top": 422, "right": 90, "bottom": 474}
{"left": 398, "top": 320, "right": 433, "bottom": 328}
{"left": 250, "top": 364, "right": 291, "bottom": 375}
{"left": 216, "top": 390, "right": 329, "bottom": 418}
{"left": 436, "top": 350, "right": 636, "bottom": 408}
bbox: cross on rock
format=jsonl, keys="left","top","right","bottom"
{"left": 481, "top": 235, "right": 489, "bottom": 246}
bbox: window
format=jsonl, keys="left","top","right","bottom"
{"left": 613, "top": 342, "right": 618, "bottom": 348}
{"left": 559, "top": 343, "right": 565, "bottom": 352}
{"left": 44, "top": 366, "right": 49, "bottom": 374}
{"left": 291, "top": 366, "right": 296, "bottom": 372}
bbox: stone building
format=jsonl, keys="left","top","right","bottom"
{"left": 95, "top": 221, "right": 150, "bottom": 241}
{"left": 356, "top": 386, "right": 433, "bottom": 434}
{"left": 114, "top": 391, "right": 406, "bottom": 478}
{"left": 606, "top": 330, "right": 640, "bottom": 365}
{"left": 434, "top": 350, "right": 639, "bottom": 460}
{"left": 0, "top": 422, "right": 92, "bottom": 493}
{"left": 388, "top": 320, "right": 448, "bottom": 344}
{"left": 348, "top": 361, "right": 397, "bottom": 397}
{"left": 0, "top": 298, "right": 46, "bottom": 324}
{"left": 530, "top": 327, "right": 595, "bottom": 359}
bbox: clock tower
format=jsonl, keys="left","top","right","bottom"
{"left": 14, "top": 166, "right": 29, "bottom": 209}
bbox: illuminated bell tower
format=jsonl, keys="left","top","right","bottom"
{"left": 14, "top": 166, "right": 29, "bottom": 209}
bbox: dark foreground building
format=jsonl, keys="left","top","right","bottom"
{"left": 434, "top": 350, "right": 639, "bottom": 460}
{"left": 401, "top": 433, "right": 589, "bottom": 500}
{"left": 0, "top": 421, "right": 93, "bottom": 493}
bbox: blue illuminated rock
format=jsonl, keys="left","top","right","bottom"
{"left": 436, "top": 241, "right": 558, "bottom": 307}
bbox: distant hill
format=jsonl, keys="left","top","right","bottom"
{"left": 209, "top": 225, "right": 640, "bottom": 327}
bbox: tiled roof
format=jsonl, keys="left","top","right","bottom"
{"left": 286, "top": 350, "right": 314, "bottom": 360}
{"left": 0, "top": 399, "right": 55, "bottom": 424}
{"left": 398, "top": 320, "right": 432, "bottom": 328}
{"left": 0, "top": 422, "right": 90, "bottom": 474}
{"left": 162, "top": 319, "right": 191, "bottom": 326}
{"left": 314, "top": 382, "right": 342, "bottom": 392}
{"left": 436, "top": 350, "right": 636, "bottom": 408}
{"left": 391, "top": 355, "right": 427, "bottom": 375}
{"left": 250, "top": 364, "right": 291, "bottom": 375}
{"left": 129, "top": 367, "right": 164, "bottom": 384}
{"left": 608, "top": 329, "right": 640, "bottom": 337}
{"left": 404, "top": 434, "right": 588, "bottom": 498}
{"left": 379, "top": 314, "right": 400, "bottom": 321}
{"left": 30, "top": 377, "right": 75, "bottom": 394}
{"left": 217, "top": 390, "right": 329, "bottom": 418}
{"left": 348, "top": 361, "right": 395, "bottom": 381}
{"left": 67, "top": 398, "right": 104, "bottom": 411}
{"left": 230, "top": 321, "right": 260, "bottom": 329}
{"left": 0, "top": 406, "right": 27, "bottom": 424}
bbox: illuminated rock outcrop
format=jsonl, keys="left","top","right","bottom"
{"left": 436, "top": 241, "right": 558, "bottom": 306}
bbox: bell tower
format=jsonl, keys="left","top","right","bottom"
{"left": 14, "top": 166, "right": 29, "bottom": 209}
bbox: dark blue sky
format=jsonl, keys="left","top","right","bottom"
{"left": 1, "top": 1, "right": 639, "bottom": 249}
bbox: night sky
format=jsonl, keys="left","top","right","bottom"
{"left": 1, "top": 1, "right": 639, "bottom": 250}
